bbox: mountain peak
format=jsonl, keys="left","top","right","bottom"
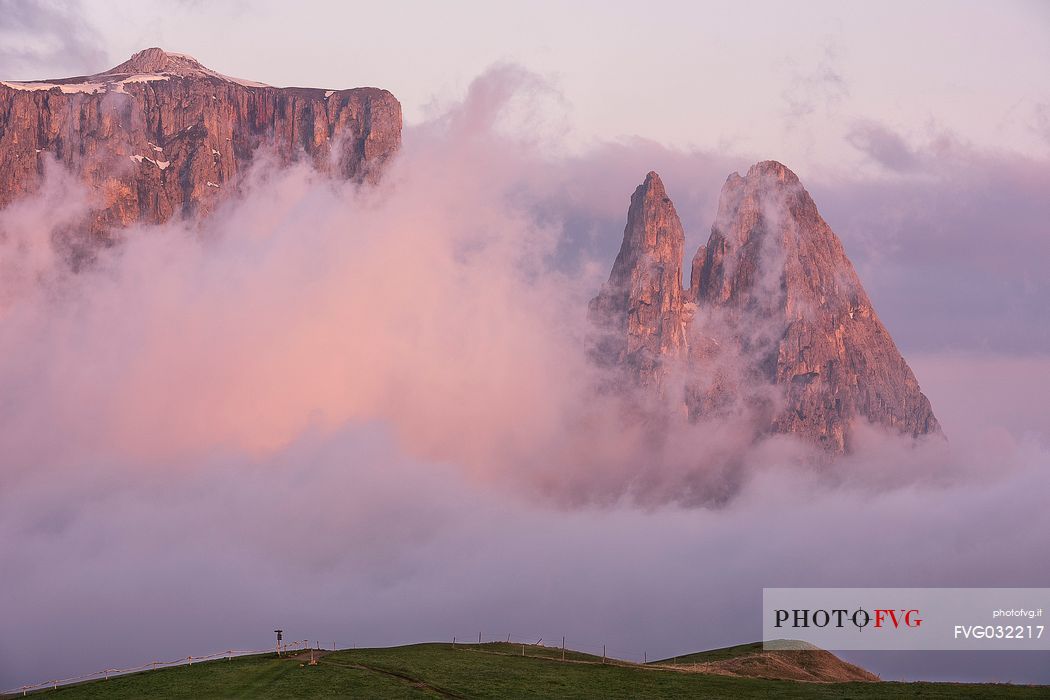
{"left": 589, "top": 172, "right": 688, "bottom": 386}
{"left": 695, "top": 162, "right": 939, "bottom": 449}
{"left": 642, "top": 170, "right": 665, "bottom": 192}
{"left": 744, "top": 159, "right": 800, "bottom": 183}
{"left": 595, "top": 165, "right": 940, "bottom": 452}
{"left": 104, "top": 48, "right": 208, "bottom": 76}
{"left": 99, "top": 48, "right": 270, "bottom": 87}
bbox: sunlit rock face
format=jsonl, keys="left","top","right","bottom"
{"left": 0, "top": 48, "right": 401, "bottom": 243}
{"left": 589, "top": 171, "right": 689, "bottom": 391}
{"left": 595, "top": 161, "right": 941, "bottom": 453}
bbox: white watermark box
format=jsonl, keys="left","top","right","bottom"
{"left": 762, "top": 588, "right": 1048, "bottom": 651}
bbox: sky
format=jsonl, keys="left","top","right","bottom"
{"left": 4, "top": 0, "right": 1049, "bottom": 170}
{"left": 1, "top": 0, "right": 1050, "bottom": 691}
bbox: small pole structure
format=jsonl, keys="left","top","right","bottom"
{"left": 522, "top": 643, "right": 525, "bottom": 656}
{"left": 274, "top": 629, "right": 284, "bottom": 657}
{"left": 452, "top": 636, "right": 456, "bottom": 648}
{"left": 644, "top": 652, "right": 647, "bottom": 664}
{"left": 602, "top": 645, "right": 606, "bottom": 664}
{"left": 562, "top": 637, "right": 565, "bottom": 661}
{"left": 479, "top": 632, "right": 482, "bottom": 645}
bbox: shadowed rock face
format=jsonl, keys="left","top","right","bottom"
{"left": 0, "top": 48, "right": 401, "bottom": 242}
{"left": 589, "top": 171, "right": 688, "bottom": 389}
{"left": 593, "top": 161, "right": 940, "bottom": 452}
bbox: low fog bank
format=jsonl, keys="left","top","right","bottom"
{"left": 3, "top": 381, "right": 1048, "bottom": 686}
{"left": 1, "top": 66, "right": 1049, "bottom": 687}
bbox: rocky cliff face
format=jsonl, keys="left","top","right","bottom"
{"left": 0, "top": 48, "right": 401, "bottom": 242}
{"left": 593, "top": 162, "right": 940, "bottom": 452}
{"left": 589, "top": 171, "right": 688, "bottom": 389}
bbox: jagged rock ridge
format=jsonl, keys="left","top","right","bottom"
{"left": 0, "top": 48, "right": 401, "bottom": 240}
{"left": 592, "top": 162, "right": 940, "bottom": 452}
{"left": 589, "top": 171, "right": 688, "bottom": 388}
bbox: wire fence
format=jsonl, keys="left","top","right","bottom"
{"left": 444, "top": 632, "right": 664, "bottom": 666}
{"left": 4, "top": 639, "right": 314, "bottom": 696}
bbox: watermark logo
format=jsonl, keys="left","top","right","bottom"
{"left": 763, "top": 588, "right": 1047, "bottom": 651}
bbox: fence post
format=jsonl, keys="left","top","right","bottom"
{"left": 602, "top": 645, "right": 606, "bottom": 664}
{"left": 562, "top": 637, "right": 565, "bottom": 661}
{"left": 521, "top": 643, "right": 525, "bottom": 656}
{"left": 452, "top": 636, "right": 456, "bottom": 648}
{"left": 479, "top": 632, "right": 482, "bottom": 644}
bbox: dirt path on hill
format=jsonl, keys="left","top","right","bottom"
{"left": 318, "top": 658, "right": 464, "bottom": 699}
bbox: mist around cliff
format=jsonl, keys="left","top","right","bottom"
{"left": 0, "top": 67, "right": 955, "bottom": 505}
{"left": 1, "top": 66, "right": 1049, "bottom": 686}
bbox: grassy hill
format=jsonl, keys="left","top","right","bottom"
{"left": 652, "top": 641, "right": 773, "bottom": 665}
{"left": 647, "top": 641, "right": 878, "bottom": 683}
{"left": 8, "top": 642, "right": 1047, "bottom": 699}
